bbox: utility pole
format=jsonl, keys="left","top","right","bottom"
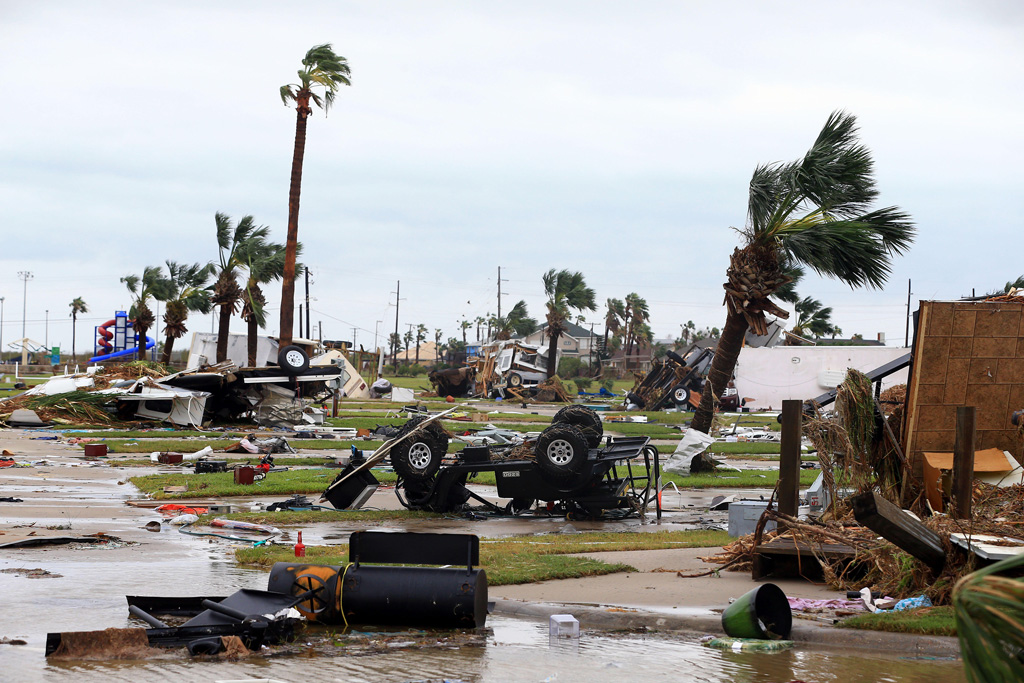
{"left": 391, "top": 281, "right": 402, "bottom": 369}
{"left": 905, "top": 279, "right": 912, "bottom": 348}
{"left": 17, "top": 271, "right": 32, "bottom": 365}
{"left": 374, "top": 320, "right": 383, "bottom": 353}
{"left": 304, "top": 268, "right": 312, "bottom": 339}
{"left": 497, "top": 266, "right": 508, "bottom": 319}
{"left": 45, "top": 310, "right": 49, "bottom": 348}
{"left": 319, "top": 321, "right": 323, "bottom": 344}
{"left": 0, "top": 296, "right": 5, "bottom": 363}
{"left": 351, "top": 326, "right": 357, "bottom": 350}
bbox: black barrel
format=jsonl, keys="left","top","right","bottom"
{"left": 268, "top": 562, "right": 487, "bottom": 628}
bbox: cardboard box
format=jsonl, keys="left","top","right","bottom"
{"left": 922, "top": 448, "right": 1024, "bottom": 512}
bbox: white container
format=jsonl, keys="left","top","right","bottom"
{"left": 549, "top": 614, "right": 579, "bottom": 639}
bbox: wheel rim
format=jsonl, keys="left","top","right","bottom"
{"left": 285, "top": 349, "right": 304, "bottom": 367}
{"left": 546, "top": 439, "right": 575, "bottom": 466}
{"left": 408, "top": 441, "right": 433, "bottom": 471}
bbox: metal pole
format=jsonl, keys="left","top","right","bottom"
{"left": 0, "top": 296, "right": 4, "bottom": 363}
{"left": 904, "top": 279, "right": 911, "bottom": 348}
{"left": 18, "top": 271, "right": 32, "bottom": 366}
{"left": 374, "top": 320, "right": 382, "bottom": 352}
{"left": 393, "top": 280, "right": 400, "bottom": 370}
{"left": 305, "top": 268, "right": 311, "bottom": 339}
{"left": 778, "top": 399, "right": 802, "bottom": 518}
{"left": 45, "top": 309, "right": 49, "bottom": 348}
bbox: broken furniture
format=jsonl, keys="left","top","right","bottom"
{"left": 267, "top": 531, "right": 488, "bottom": 628}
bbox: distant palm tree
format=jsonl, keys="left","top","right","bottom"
{"left": 240, "top": 238, "right": 293, "bottom": 367}
{"left": 160, "top": 261, "right": 214, "bottom": 364}
{"left": 542, "top": 269, "right": 596, "bottom": 378}
{"left": 691, "top": 111, "right": 914, "bottom": 439}
{"left": 786, "top": 296, "right": 842, "bottom": 343}
{"left": 460, "top": 319, "right": 472, "bottom": 345}
{"left": 415, "top": 324, "right": 427, "bottom": 365}
{"left": 434, "top": 328, "right": 442, "bottom": 363}
{"left": 493, "top": 300, "right": 536, "bottom": 340}
{"left": 121, "top": 266, "right": 172, "bottom": 362}
{"left": 603, "top": 298, "right": 625, "bottom": 352}
{"left": 68, "top": 297, "right": 88, "bottom": 362}
{"left": 211, "top": 212, "right": 270, "bottom": 363}
{"left": 623, "top": 292, "right": 650, "bottom": 369}
{"left": 279, "top": 44, "right": 350, "bottom": 347}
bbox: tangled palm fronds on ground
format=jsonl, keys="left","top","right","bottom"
{"left": 953, "top": 552, "right": 1024, "bottom": 683}
{"left": 89, "top": 361, "right": 171, "bottom": 389}
{"left": 6, "top": 391, "right": 119, "bottom": 424}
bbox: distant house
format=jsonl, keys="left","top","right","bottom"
{"left": 395, "top": 341, "right": 442, "bottom": 367}
{"left": 602, "top": 343, "right": 656, "bottom": 375}
{"left": 517, "top": 322, "right": 600, "bottom": 364}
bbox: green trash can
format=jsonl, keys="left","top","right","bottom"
{"left": 721, "top": 583, "right": 792, "bottom": 640}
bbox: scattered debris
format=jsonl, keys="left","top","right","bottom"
{"left": 0, "top": 567, "right": 63, "bottom": 579}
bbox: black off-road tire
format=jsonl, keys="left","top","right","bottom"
{"left": 552, "top": 405, "right": 603, "bottom": 448}
{"left": 390, "top": 417, "right": 448, "bottom": 480}
{"left": 534, "top": 424, "right": 589, "bottom": 483}
{"left": 507, "top": 372, "right": 524, "bottom": 388}
{"left": 625, "top": 391, "right": 646, "bottom": 409}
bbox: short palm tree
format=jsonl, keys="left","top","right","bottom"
{"left": 68, "top": 297, "right": 88, "bottom": 362}
{"left": 786, "top": 296, "right": 841, "bottom": 343}
{"left": 542, "top": 269, "right": 596, "bottom": 378}
{"left": 159, "top": 261, "right": 214, "bottom": 364}
{"left": 240, "top": 238, "right": 292, "bottom": 367}
{"left": 414, "top": 324, "right": 427, "bottom": 365}
{"left": 121, "top": 267, "right": 172, "bottom": 362}
{"left": 691, "top": 111, "right": 914, "bottom": 438}
{"left": 493, "top": 300, "right": 537, "bottom": 340}
{"left": 211, "top": 212, "right": 270, "bottom": 363}
{"left": 622, "top": 292, "right": 650, "bottom": 369}
{"left": 279, "top": 43, "right": 350, "bottom": 347}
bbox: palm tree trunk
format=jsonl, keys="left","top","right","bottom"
{"left": 162, "top": 336, "right": 175, "bottom": 365}
{"left": 247, "top": 316, "right": 258, "bottom": 367}
{"left": 279, "top": 98, "right": 310, "bottom": 348}
{"left": 71, "top": 315, "right": 77, "bottom": 362}
{"left": 136, "top": 324, "right": 149, "bottom": 361}
{"left": 691, "top": 310, "right": 749, "bottom": 435}
{"left": 546, "top": 325, "right": 560, "bottom": 378}
{"left": 216, "top": 304, "right": 232, "bottom": 363}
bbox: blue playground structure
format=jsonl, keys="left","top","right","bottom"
{"left": 89, "top": 311, "right": 155, "bottom": 362}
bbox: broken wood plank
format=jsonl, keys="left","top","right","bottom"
{"left": 851, "top": 491, "right": 946, "bottom": 573}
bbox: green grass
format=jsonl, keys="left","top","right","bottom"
{"left": 130, "top": 468, "right": 352, "bottom": 499}
{"left": 235, "top": 529, "right": 729, "bottom": 586}
{"left": 838, "top": 606, "right": 956, "bottom": 637}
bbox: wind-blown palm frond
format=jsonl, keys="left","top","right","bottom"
{"left": 954, "top": 553, "right": 1024, "bottom": 683}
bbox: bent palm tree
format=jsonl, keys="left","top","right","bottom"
{"left": 279, "top": 43, "right": 350, "bottom": 347}
{"left": 68, "top": 297, "right": 88, "bottom": 362}
{"left": 160, "top": 261, "right": 214, "bottom": 364}
{"left": 121, "top": 267, "right": 172, "bottom": 362}
{"left": 211, "top": 212, "right": 270, "bottom": 363}
{"left": 691, "top": 111, "right": 914, "bottom": 440}
{"left": 786, "top": 296, "right": 841, "bottom": 343}
{"left": 542, "top": 269, "right": 596, "bottom": 378}
{"left": 623, "top": 292, "right": 650, "bottom": 369}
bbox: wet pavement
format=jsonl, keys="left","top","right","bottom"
{"left": 0, "top": 428, "right": 967, "bottom": 681}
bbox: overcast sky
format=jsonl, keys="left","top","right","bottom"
{"left": 1, "top": 0, "right": 1021, "bottom": 358}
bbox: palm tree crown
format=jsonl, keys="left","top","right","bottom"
{"left": 691, "top": 111, "right": 915, "bottom": 439}
{"left": 212, "top": 212, "right": 270, "bottom": 363}
{"left": 121, "top": 266, "right": 172, "bottom": 362}
{"left": 542, "top": 269, "right": 596, "bottom": 377}
{"left": 160, "top": 261, "right": 214, "bottom": 364}
{"left": 787, "top": 296, "right": 841, "bottom": 342}
{"left": 68, "top": 297, "right": 88, "bottom": 362}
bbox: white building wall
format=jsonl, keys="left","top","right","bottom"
{"left": 735, "top": 346, "right": 909, "bottom": 410}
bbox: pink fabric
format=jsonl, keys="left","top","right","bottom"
{"left": 787, "top": 598, "right": 865, "bottom": 611}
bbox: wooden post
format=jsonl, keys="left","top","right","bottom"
{"left": 778, "top": 399, "right": 802, "bottom": 518}
{"left": 953, "top": 406, "right": 976, "bottom": 520}
{"left": 332, "top": 389, "right": 340, "bottom": 419}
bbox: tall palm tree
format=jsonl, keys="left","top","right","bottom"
{"left": 493, "top": 300, "right": 536, "bottom": 340}
{"left": 68, "top": 297, "right": 88, "bottom": 362}
{"left": 121, "top": 266, "right": 171, "bottom": 362}
{"left": 542, "top": 269, "right": 596, "bottom": 378}
{"left": 240, "top": 238, "right": 293, "bottom": 367}
{"left": 691, "top": 111, "right": 914, "bottom": 439}
{"left": 279, "top": 44, "right": 350, "bottom": 347}
{"left": 460, "top": 319, "right": 471, "bottom": 345}
{"left": 786, "top": 296, "right": 841, "bottom": 343}
{"left": 211, "top": 212, "right": 270, "bottom": 363}
{"left": 160, "top": 261, "right": 214, "bottom": 365}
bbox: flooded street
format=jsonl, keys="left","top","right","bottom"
{"left": 1, "top": 435, "right": 965, "bottom": 682}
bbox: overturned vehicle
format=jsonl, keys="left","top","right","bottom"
{"left": 323, "top": 406, "right": 660, "bottom": 519}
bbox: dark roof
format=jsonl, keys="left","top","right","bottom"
{"left": 536, "top": 321, "right": 594, "bottom": 338}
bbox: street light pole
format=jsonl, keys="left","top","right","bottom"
{"left": 374, "top": 320, "right": 382, "bottom": 352}
{"left": 0, "top": 296, "right": 5, "bottom": 364}
{"left": 45, "top": 309, "right": 49, "bottom": 349}
{"left": 17, "top": 271, "right": 33, "bottom": 365}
